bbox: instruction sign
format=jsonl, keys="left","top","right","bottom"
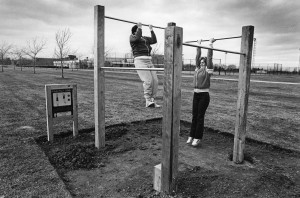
{"left": 51, "top": 89, "right": 73, "bottom": 117}
{"left": 45, "top": 84, "right": 78, "bottom": 141}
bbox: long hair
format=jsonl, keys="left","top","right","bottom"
{"left": 200, "top": 57, "right": 207, "bottom": 66}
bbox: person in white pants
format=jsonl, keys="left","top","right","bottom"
{"left": 129, "top": 22, "right": 161, "bottom": 108}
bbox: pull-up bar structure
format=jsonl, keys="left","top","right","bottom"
{"left": 105, "top": 16, "right": 165, "bottom": 30}
{"left": 182, "top": 43, "right": 246, "bottom": 55}
{"left": 184, "top": 36, "right": 242, "bottom": 43}
{"left": 100, "top": 67, "right": 164, "bottom": 71}
{"left": 94, "top": 5, "right": 254, "bottom": 195}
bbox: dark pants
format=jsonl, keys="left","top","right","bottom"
{"left": 190, "top": 92, "right": 210, "bottom": 139}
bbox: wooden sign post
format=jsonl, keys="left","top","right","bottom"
{"left": 45, "top": 84, "right": 78, "bottom": 141}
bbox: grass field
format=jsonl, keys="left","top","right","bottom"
{"left": 0, "top": 67, "right": 299, "bottom": 197}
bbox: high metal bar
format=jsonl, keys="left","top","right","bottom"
{"left": 182, "top": 43, "right": 245, "bottom": 55}
{"left": 100, "top": 67, "right": 164, "bottom": 71}
{"left": 184, "top": 36, "right": 242, "bottom": 43}
{"left": 105, "top": 16, "right": 165, "bottom": 30}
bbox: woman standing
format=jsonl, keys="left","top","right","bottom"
{"left": 187, "top": 38, "right": 216, "bottom": 147}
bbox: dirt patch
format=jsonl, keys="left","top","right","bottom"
{"left": 36, "top": 118, "right": 300, "bottom": 198}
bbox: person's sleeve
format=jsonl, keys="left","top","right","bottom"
{"left": 207, "top": 44, "right": 214, "bottom": 74}
{"left": 129, "top": 28, "right": 142, "bottom": 42}
{"left": 195, "top": 47, "right": 201, "bottom": 67}
{"left": 148, "top": 31, "right": 157, "bottom": 44}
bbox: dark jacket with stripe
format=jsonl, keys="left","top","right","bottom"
{"left": 129, "top": 28, "right": 157, "bottom": 57}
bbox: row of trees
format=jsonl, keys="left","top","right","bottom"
{"left": 0, "top": 28, "right": 74, "bottom": 78}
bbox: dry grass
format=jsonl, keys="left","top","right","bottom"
{"left": 0, "top": 67, "right": 299, "bottom": 197}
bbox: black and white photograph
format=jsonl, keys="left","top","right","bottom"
{"left": 0, "top": 0, "right": 299, "bottom": 197}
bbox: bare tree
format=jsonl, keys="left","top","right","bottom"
{"left": 151, "top": 43, "right": 162, "bottom": 66}
{"left": 12, "top": 47, "right": 26, "bottom": 71}
{"left": 0, "top": 41, "right": 13, "bottom": 72}
{"left": 24, "top": 37, "right": 47, "bottom": 74}
{"left": 74, "top": 51, "right": 84, "bottom": 69}
{"left": 92, "top": 44, "right": 112, "bottom": 60}
{"left": 54, "top": 28, "right": 72, "bottom": 78}
{"left": 104, "top": 47, "right": 112, "bottom": 59}
{"left": 151, "top": 43, "right": 161, "bottom": 56}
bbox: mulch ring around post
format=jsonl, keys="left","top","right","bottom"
{"left": 35, "top": 118, "right": 300, "bottom": 198}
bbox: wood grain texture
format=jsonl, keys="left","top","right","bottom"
{"left": 161, "top": 23, "right": 182, "bottom": 194}
{"left": 233, "top": 26, "right": 254, "bottom": 163}
{"left": 94, "top": 5, "right": 105, "bottom": 148}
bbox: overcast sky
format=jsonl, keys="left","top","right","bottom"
{"left": 0, "top": 0, "right": 299, "bottom": 68}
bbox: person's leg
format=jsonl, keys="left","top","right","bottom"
{"left": 150, "top": 70, "right": 158, "bottom": 99}
{"left": 135, "top": 58, "right": 154, "bottom": 107}
{"left": 147, "top": 61, "right": 158, "bottom": 101}
{"left": 189, "top": 93, "right": 199, "bottom": 138}
{"left": 194, "top": 92, "right": 210, "bottom": 140}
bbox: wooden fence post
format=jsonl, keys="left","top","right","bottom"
{"left": 233, "top": 25, "right": 254, "bottom": 163}
{"left": 161, "top": 22, "right": 183, "bottom": 193}
{"left": 94, "top": 5, "right": 105, "bottom": 148}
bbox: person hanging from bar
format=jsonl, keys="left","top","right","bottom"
{"left": 129, "top": 22, "right": 161, "bottom": 108}
{"left": 187, "top": 38, "right": 216, "bottom": 147}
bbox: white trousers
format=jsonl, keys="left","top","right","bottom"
{"left": 134, "top": 56, "right": 158, "bottom": 101}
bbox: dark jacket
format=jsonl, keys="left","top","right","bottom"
{"left": 129, "top": 28, "right": 157, "bottom": 57}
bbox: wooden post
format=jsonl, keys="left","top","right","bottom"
{"left": 161, "top": 22, "right": 182, "bottom": 193}
{"left": 72, "top": 84, "right": 78, "bottom": 137}
{"left": 233, "top": 26, "right": 254, "bottom": 163}
{"left": 94, "top": 5, "right": 105, "bottom": 148}
{"left": 45, "top": 85, "right": 54, "bottom": 141}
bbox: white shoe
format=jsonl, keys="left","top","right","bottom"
{"left": 154, "top": 103, "right": 161, "bottom": 108}
{"left": 192, "top": 139, "right": 201, "bottom": 147}
{"left": 186, "top": 137, "right": 194, "bottom": 144}
{"left": 146, "top": 101, "right": 155, "bottom": 107}
{"left": 150, "top": 98, "right": 161, "bottom": 108}
{"left": 146, "top": 99, "right": 155, "bottom": 107}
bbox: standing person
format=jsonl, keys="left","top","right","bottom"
{"left": 187, "top": 38, "right": 216, "bottom": 147}
{"left": 129, "top": 22, "right": 161, "bottom": 108}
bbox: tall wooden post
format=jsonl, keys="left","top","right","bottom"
{"left": 161, "top": 22, "right": 183, "bottom": 193}
{"left": 45, "top": 85, "right": 54, "bottom": 141}
{"left": 72, "top": 84, "right": 78, "bottom": 137}
{"left": 94, "top": 5, "right": 105, "bottom": 148}
{"left": 233, "top": 26, "right": 254, "bottom": 163}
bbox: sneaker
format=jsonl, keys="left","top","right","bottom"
{"left": 151, "top": 98, "right": 161, "bottom": 108}
{"left": 186, "top": 137, "right": 194, "bottom": 144}
{"left": 146, "top": 101, "right": 155, "bottom": 108}
{"left": 154, "top": 103, "right": 161, "bottom": 108}
{"left": 192, "top": 139, "right": 201, "bottom": 147}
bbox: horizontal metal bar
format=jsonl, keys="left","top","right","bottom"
{"left": 182, "top": 43, "right": 245, "bottom": 55}
{"left": 184, "top": 36, "right": 242, "bottom": 43}
{"left": 100, "top": 67, "right": 164, "bottom": 71}
{"left": 105, "top": 16, "right": 165, "bottom": 30}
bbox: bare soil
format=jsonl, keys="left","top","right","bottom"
{"left": 1, "top": 68, "right": 299, "bottom": 197}
{"left": 36, "top": 118, "right": 300, "bottom": 198}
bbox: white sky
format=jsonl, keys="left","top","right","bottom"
{"left": 0, "top": 0, "right": 299, "bottom": 68}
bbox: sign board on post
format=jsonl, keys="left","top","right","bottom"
{"left": 45, "top": 84, "right": 78, "bottom": 141}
